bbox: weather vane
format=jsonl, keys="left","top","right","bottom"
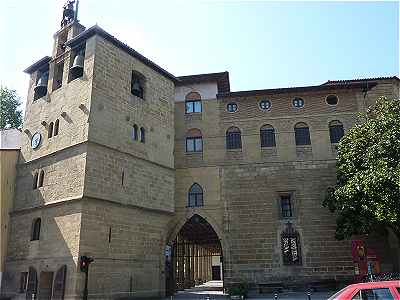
{"left": 61, "top": 0, "right": 79, "bottom": 28}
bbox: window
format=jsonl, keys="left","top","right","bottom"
{"left": 227, "top": 102, "right": 238, "bottom": 113}
{"left": 259, "top": 99, "right": 272, "bottom": 110}
{"left": 185, "top": 92, "right": 202, "bottom": 113}
{"left": 280, "top": 195, "right": 293, "bottom": 218}
{"left": 186, "top": 129, "right": 203, "bottom": 153}
{"left": 38, "top": 170, "right": 44, "bottom": 188}
{"left": 281, "top": 224, "right": 301, "bottom": 265}
{"left": 33, "top": 172, "right": 38, "bottom": 190}
{"left": 188, "top": 183, "right": 203, "bottom": 207}
{"left": 140, "top": 127, "right": 145, "bottom": 143}
{"left": 52, "top": 61, "right": 64, "bottom": 91}
{"left": 48, "top": 122, "right": 54, "bottom": 138}
{"left": 131, "top": 71, "right": 145, "bottom": 99}
{"left": 226, "top": 127, "right": 242, "bottom": 150}
{"left": 358, "top": 288, "right": 394, "bottom": 300}
{"left": 294, "top": 122, "right": 311, "bottom": 145}
{"left": 329, "top": 120, "right": 344, "bottom": 144}
{"left": 293, "top": 97, "right": 304, "bottom": 108}
{"left": 260, "top": 124, "right": 276, "bottom": 147}
{"left": 31, "top": 218, "right": 41, "bottom": 241}
{"left": 20, "top": 272, "right": 28, "bottom": 293}
{"left": 54, "top": 119, "right": 59, "bottom": 136}
{"left": 132, "top": 124, "right": 138, "bottom": 141}
{"left": 326, "top": 94, "right": 338, "bottom": 105}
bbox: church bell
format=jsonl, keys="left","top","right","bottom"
{"left": 34, "top": 71, "right": 49, "bottom": 94}
{"left": 70, "top": 51, "right": 84, "bottom": 79}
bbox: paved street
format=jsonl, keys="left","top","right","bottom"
{"left": 161, "top": 281, "right": 337, "bottom": 300}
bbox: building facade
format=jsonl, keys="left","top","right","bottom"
{"left": 1, "top": 9, "right": 400, "bottom": 300}
{"left": 0, "top": 129, "right": 21, "bottom": 292}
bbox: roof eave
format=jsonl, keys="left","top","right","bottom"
{"left": 24, "top": 56, "right": 51, "bottom": 74}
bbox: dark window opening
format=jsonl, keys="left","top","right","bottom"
{"left": 185, "top": 100, "right": 202, "bottom": 113}
{"left": 186, "top": 137, "right": 203, "bottom": 152}
{"left": 38, "top": 170, "right": 44, "bottom": 188}
{"left": 226, "top": 127, "right": 242, "bottom": 149}
{"left": 69, "top": 45, "right": 85, "bottom": 82}
{"left": 31, "top": 218, "right": 41, "bottom": 241}
{"left": 54, "top": 119, "right": 59, "bottom": 136}
{"left": 281, "top": 225, "right": 301, "bottom": 265}
{"left": 329, "top": 121, "right": 344, "bottom": 144}
{"left": 108, "top": 227, "right": 112, "bottom": 243}
{"left": 326, "top": 95, "right": 338, "bottom": 105}
{"left": 280, "top": 195, "right": 293, "bottom": 218}
{"left": 52, "top": 61, "right": 64, "bottom": 91}
{"left": 188, "top": 183, "right": 203, "bottom": 207}
{"left": 140, "top": 127, "right": 145, "bottom": 143}
{"left": 121, "top": 170, "right": 125, "bottom": 186}
{"left": 131, "top": 71, "right": 145, "bottom": 99}
{"left": 33, "top": 172, "right": 38, "bottom": 190}
{"left": 295, "top": 123, "right": 311, "bottom": 145}
{"left": 133, "top": 124, "right": 138, "bottom": 141}
{"left": 260, "top": 125, "right": 276, "bottom": 147}
{"left": 48, "top": 122, "right": 54, "bottom": 139}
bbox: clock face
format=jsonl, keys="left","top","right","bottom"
{"left": 31, "top": 132, "right": 42, "bottom": 149}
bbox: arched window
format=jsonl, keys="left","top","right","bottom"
{"left": 185, "top": 92, "right": 202, "bottom": 113}
{"left": 281, "top": 224, "right": 302, "bottom": 265}
{"left": 131, "top": 71, "right": 145, "bottom": 99}
{"left": 38, "top": 170, "right": 44, "bottom": 188}
{"left": 294, "top": 122, "right": 311, "bottom": 145}
{"left": 186, "top": 128, "right": 203, "bottom": 153}
{"left": 226, "top": 127, "right": 242, "bottom": 150}
{"left": 31, "top": 218, "right": 41, "bottom": 241}
{"left": 260, "top": 124, "right": 276, "bottom": 147}
{"left": 48, "top": 122, "right": 54, "bottom": 138}
{"left": 33, "top": 172, "right": 38, "bottom": 190}
{"left": 188, "top": 183, "right": 203, "bottom": 207}
{"left": 329, "top": 120, "right": 344, "bottom": 144}
{"left": 132, "top": 124, "right": 138, "bottom": 141}
{"left": 140, "top": 127, "right": 145, "bottom": 143}
{"left": 54, "top": 119, "right": 59, "bottom": 136}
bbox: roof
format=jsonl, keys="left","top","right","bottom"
{"left": 24, "top": 56, "right": 51, "bottom": 74}
{"left": 322, "top": 76, "right": 399, "bottom": 85}
{"left": 177, "top": 72, "right": 231, "bottom": 93}
{"left": 217, "top": 81, "right": 378, "bottom": 98}
{"left": 66, "top": 25, "right": 178, "bottom": 83}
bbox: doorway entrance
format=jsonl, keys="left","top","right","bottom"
{"left": 166, "top": 215, "right": 223, "bottom": 295}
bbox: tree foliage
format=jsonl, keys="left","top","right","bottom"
{"left": 324, "top": 96, "right": 400, "bottom": 241}
{"left": 0, "top": 86, "right": 23, "bottom": 129}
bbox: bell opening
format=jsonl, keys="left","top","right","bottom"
{"left": 34, "top": 70, "right": 49, "bottom": 101}
{"left": 69, "top": 46, "right": 85, "bottom": 82}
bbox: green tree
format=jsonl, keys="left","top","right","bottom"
{"left": 324, "top": 96, "right": 400, "bottom": 241}
{"left": 0, "top": 86, "right": 23, "bottom": 129}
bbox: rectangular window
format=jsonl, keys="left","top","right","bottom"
{"left": 280, "top": 195, "right": 292, "bottom": 218}
{"left": 295, "top": 127, "right": 311, "bottom": 145}
{"left": 20, "top": 272, "right": 28, "bottom": 293}
{"left": 185, "top": 100, "right": 202, "bottom": 113}
{"left": 261, "top": 129, "right": 276, "bottom": 147}
{"left": 186, "top": 137, "right": 203, "bottom": 152}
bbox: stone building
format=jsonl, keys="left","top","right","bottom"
{"left": 0, "top": 129, "right": 21, "bottom": 291}
{"left": 1, "top": 6, "right": 400, "bottom": 300}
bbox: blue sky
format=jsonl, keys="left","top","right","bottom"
{"left": 0, "top": 1, "right": 398, "bottom": 109}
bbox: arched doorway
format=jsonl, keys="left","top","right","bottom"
{"left": 166, "top": 215, "right": 224, "bottom": 295}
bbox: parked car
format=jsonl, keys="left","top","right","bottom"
{"left": 328, "top": 281, "right": 400, "bottom": 300}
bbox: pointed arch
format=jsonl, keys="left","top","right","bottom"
{"left": 31, "top": 218, "right": 41, "bottom": 241}
{"left": 188, "top": 183, "right": 204, "bottom": 207}
{"left": 38, "top": 170, "right": 44, "bottom": 188}
{"left": 54, "top": 119, "right": 60, "bottom": 136}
